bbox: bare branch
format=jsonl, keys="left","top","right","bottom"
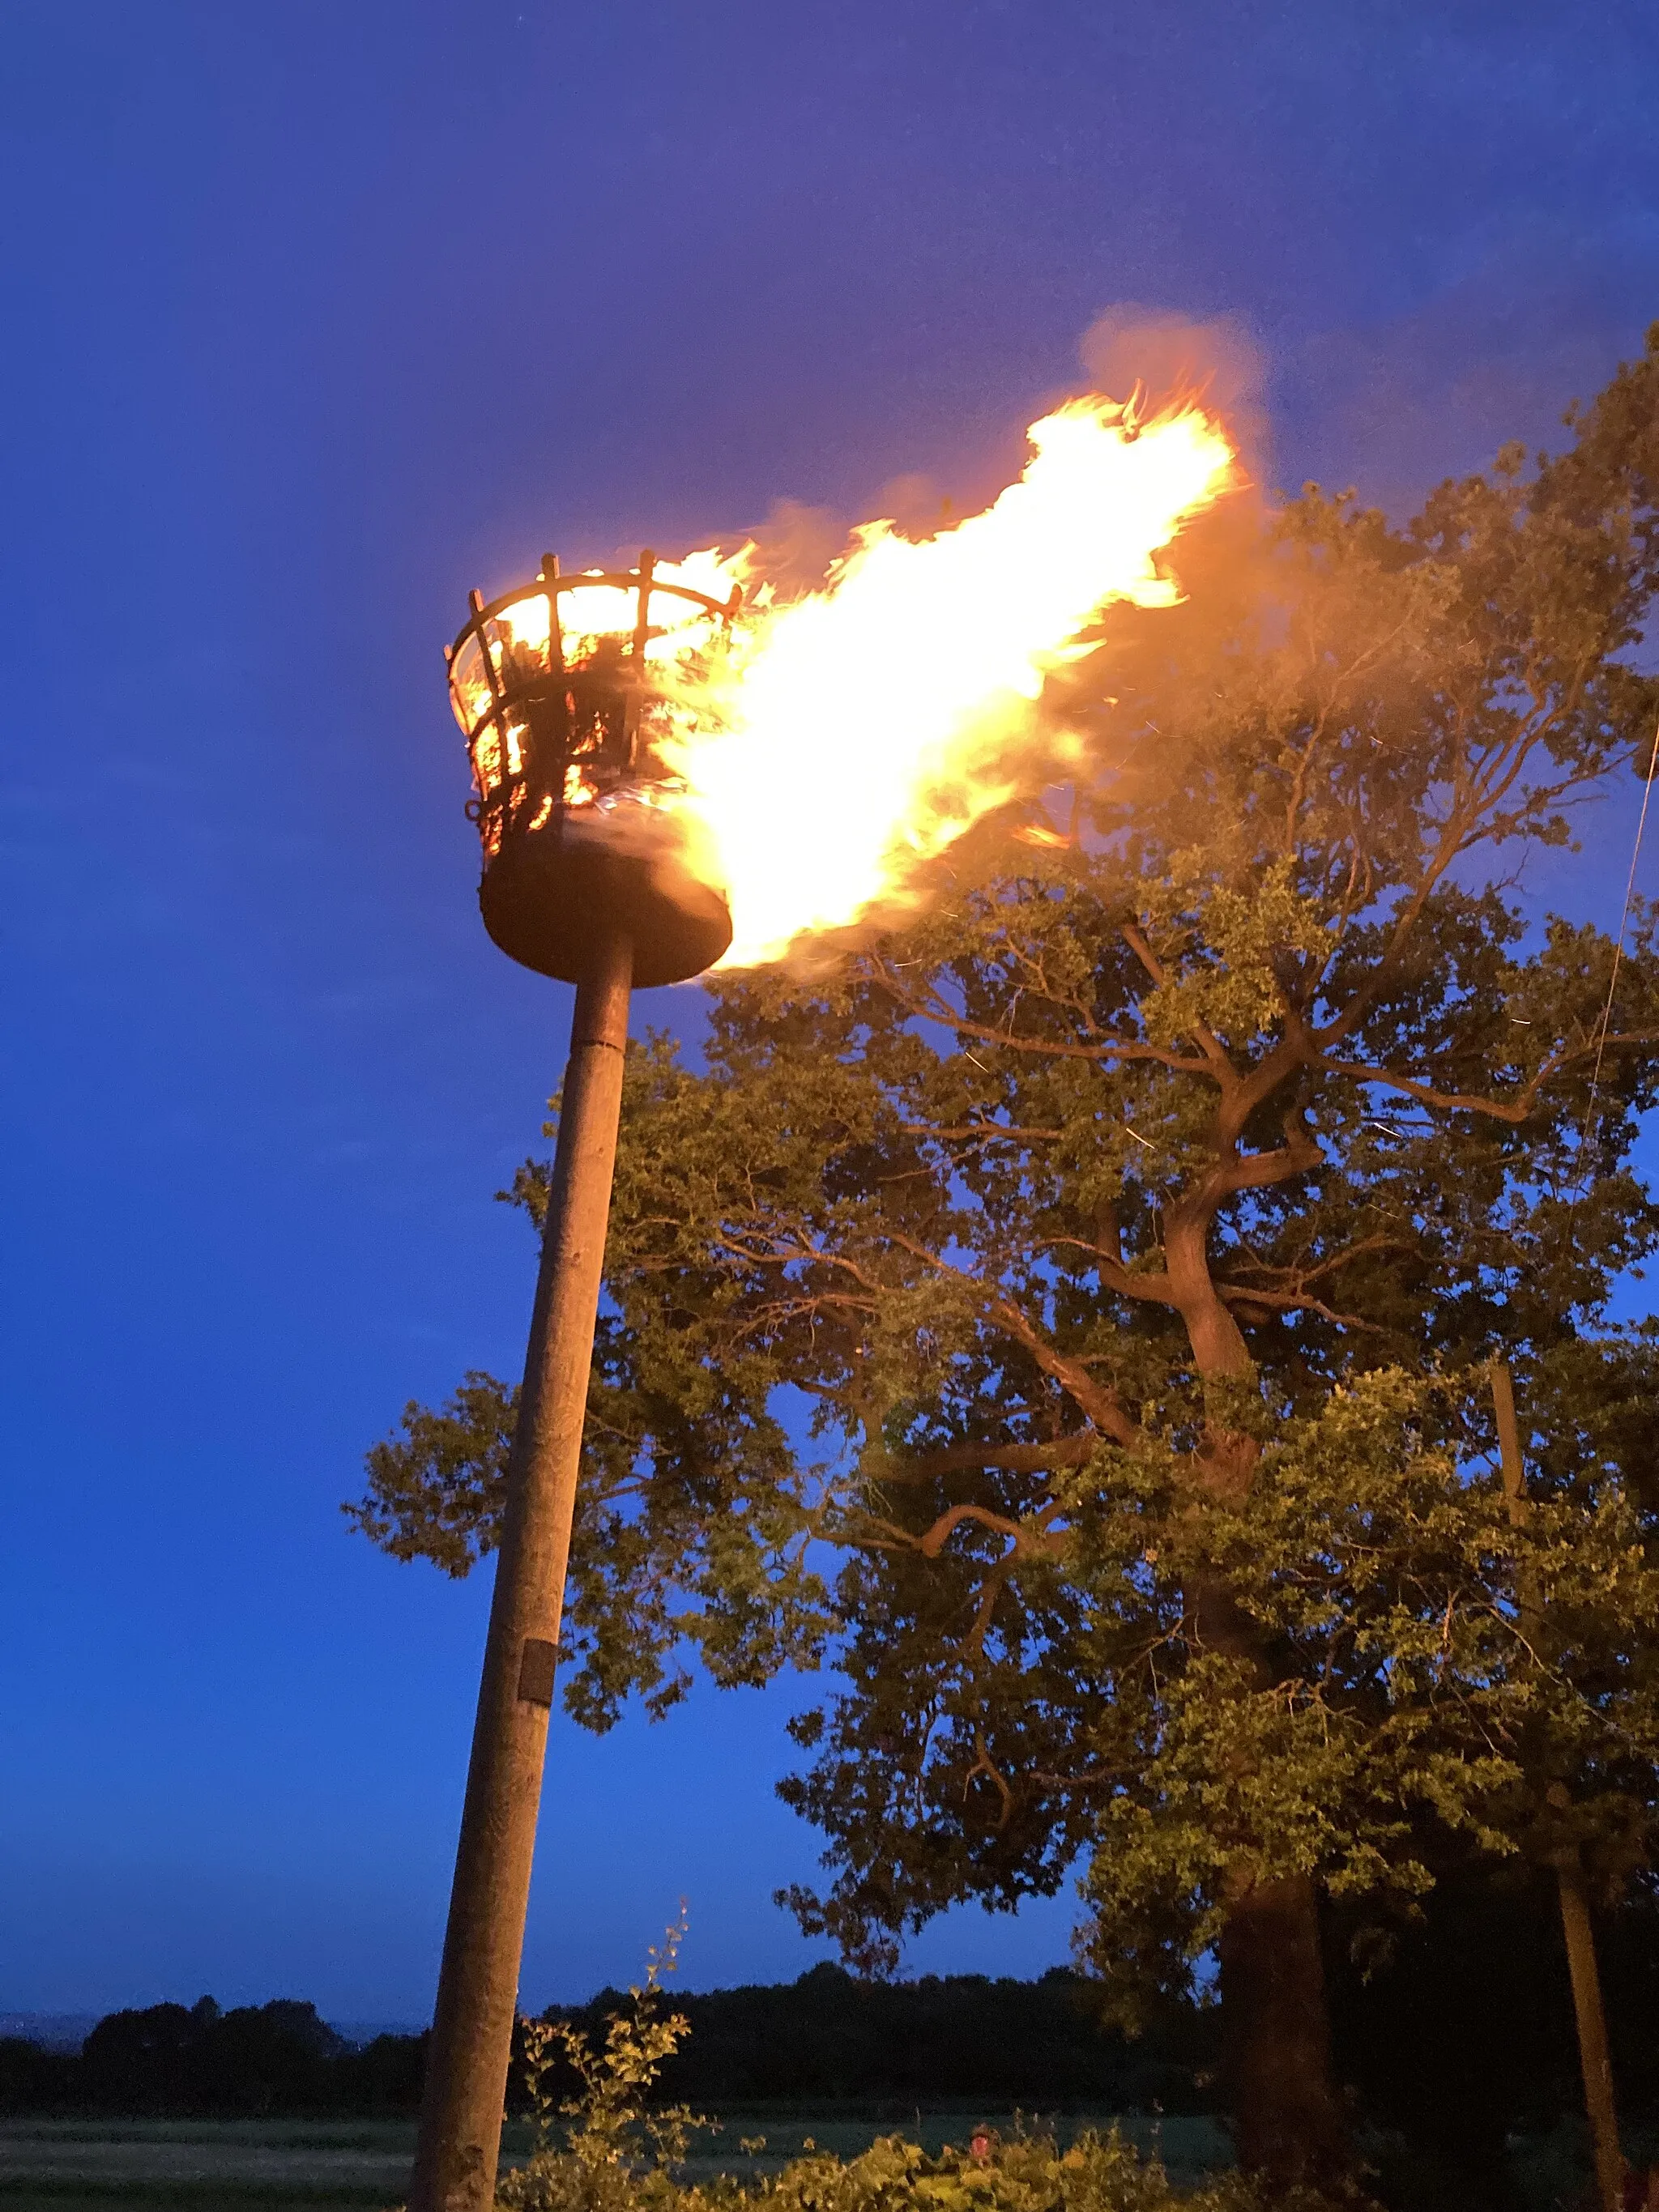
{"left": 1043, "top": 1236, "right": 1183, "bottom": 1306}
{"left": 869, "top": 961, "right": 1214, "bottom": 1077}
{"left": 1315, "top": 1030, "right": 1659, "bottom": 1124}
{"left": 901, "top": 1123, "right": 1066, "bottom": 1143}
{"left": 964, "top": 1733, "right": 1014, "bottom": 1829}
{"left": 1221, "top": 1233, "right": 1418, "bottom": 1289}
{"left": 878, "top": 1437, "right": 1098, "bottom": 1483}
{"left": 1215, "top": 1283, "right": 1388, "bottom": 1332}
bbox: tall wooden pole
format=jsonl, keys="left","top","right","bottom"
{"left": 409, "top": 934, "right": 633, "bottom": 2212}
{"left": 1491, "top": 1362, "right": 1623, "bottom": 2212}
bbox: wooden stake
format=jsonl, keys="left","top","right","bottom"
{"left": 1555, "top": 1838, "right": 1625, "bottom": 2212}
{"left": 1491, "top": 1362, "right": 1623, "bottom": 2212}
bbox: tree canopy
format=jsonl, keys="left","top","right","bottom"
{"left": 351, "top": 331, "right": 1659, "bottom": 2192}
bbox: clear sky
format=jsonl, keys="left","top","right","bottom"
{"left": 3, "top": 0, "right": 1657, "bottom": 2024}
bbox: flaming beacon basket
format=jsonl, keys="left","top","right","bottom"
{"left": 446, "top": 553, "right": 740, "bottom": 986}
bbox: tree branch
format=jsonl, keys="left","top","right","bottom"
{"left": 878, "top": 1437, "right": 1098, "bottom": 1482}
{"left": 1120, "top": 920, "right": 1235, "bottom": 1076}
{"left": 1315, "top": 1031, "right": 1659, "bottom": 1124}
{"left": 876, "top": 1225, "right": 1145, "bottom": 1447}
{"left": 1215, "top": 1282, "right": 1388, "bottom": 1332}
{"left": 963, "top": 1732, "right": 1014, "bottom": 1829}
{"left": 1043, "top": 1236, "right": 1183, "bottom": 1306}
{"left": 902, "top": 1123, "right": 1066, "bottom": 1143}
{"left": 869, "top": 962, "right": 1213, "bottom": 1076}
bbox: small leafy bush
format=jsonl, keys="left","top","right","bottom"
{"left": 491, "top": 1923, "right": 1317, "bottom": 2212}
{"left": 498, "top": 1913, "right": 709, "bottom": 2212}
{"left": 680, "top": 2129, "right": 1280, "bottom": 2212}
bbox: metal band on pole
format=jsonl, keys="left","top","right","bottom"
{"left": 410, "top": 932, "right": 634, "bottom": 2212}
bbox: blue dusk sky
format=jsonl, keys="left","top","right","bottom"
{"left": 3, "top": 2, "right": 1658, "bottom": 2023}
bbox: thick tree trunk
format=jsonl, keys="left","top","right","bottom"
{"left": 1220, "top": 1869, "right": 1350, "bottom": 2194}
{"left": 1169, "top": 1207, "right": 1351, "bottom": 2192}
{"left": 1189, "top": 1556, "right": 1350, "bottom": 2195}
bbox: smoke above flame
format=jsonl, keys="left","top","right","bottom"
{"left": 659, "top": 395, "right": 1235, "bottom": 970}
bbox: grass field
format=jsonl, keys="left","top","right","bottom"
{"left": 0, "top": 2116, "right": 420, "bottom": 2207}
{"left": 0, "top": 2113, "right": 1632, "bottom": 2209}
{"left": 0, "top": 2111, "right": 1233, "bottom": 2210}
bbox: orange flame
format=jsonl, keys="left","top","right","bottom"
{"left": 660, "top": 394, "right": 1234, "bottom": 969}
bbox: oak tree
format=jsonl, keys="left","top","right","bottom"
{"left": 352, "top": 334, "right": 1659, "bottom": 2195}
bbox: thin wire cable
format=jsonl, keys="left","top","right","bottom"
{"left": 1579, "top": 719, "right": 1659, "bottom": 1178}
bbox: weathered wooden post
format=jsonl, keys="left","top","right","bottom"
{"left": 1491, "top": 1362, "right": 1623, "bottom": 2212}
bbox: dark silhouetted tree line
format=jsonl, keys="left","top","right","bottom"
{"left": 607, "top": 1964, "right": 1210, "bottom": 2110}
{"left": 4, "top": 1928, "right": 1657, "bottom": 2182}
{"left": 0, "top": 1995, "right": 425, "bottom": 2116}
{"left": 0, "top": 1974, "right": 1185, "bottom": 2119}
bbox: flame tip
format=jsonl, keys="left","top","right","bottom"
{"left": 663, "top": 395, "right": 1235, "bottom": 970}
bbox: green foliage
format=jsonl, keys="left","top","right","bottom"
{"left": 500, "top": 1914, "right": 710, "bottom": 2212}
{"left": 493, "top": 1932, "right": 1295, "bottom": 2212}
{"left": 506, "top": 2108, "right": 1296, "bottom": 2212}
{"left": 348, "top": 1370, "right": 516, "bottom": 1578}
{"left": 663, "top": 2129, "right": 1291, "bottom": 2212}
{"left": 1075, "top": 1367, "right": 1659, "bottom": 1997}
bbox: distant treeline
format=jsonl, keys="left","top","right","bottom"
{"left": 0, "top": 1970, "right": 1197, "bottom": 2120}
{"left": 0, "top": 1994, "right": 424, "bottom": 2117}
{"left": 646, "top": 1964, "right": 1209, "bottom": 2110}
{"left": 4, "top": 1886, "right": 1657, "bottom": 2150}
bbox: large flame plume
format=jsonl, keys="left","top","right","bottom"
{"left": 452, "top": 399, "right": 1236, "bottom": 968}
{"left": 660, "top": 396, "right": 1234, "bottom": 968}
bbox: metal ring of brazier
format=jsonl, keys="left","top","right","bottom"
{"left": 446, "top": 552, "right": 738, "bottom": 987}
